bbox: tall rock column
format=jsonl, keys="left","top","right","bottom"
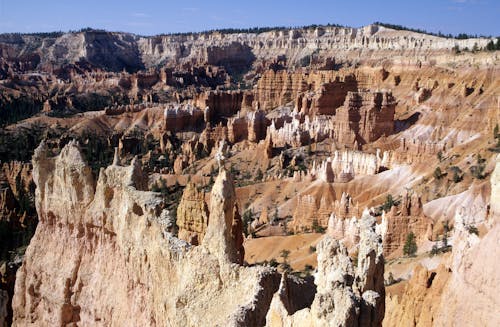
{"left": 266, "top": 210, "right": 385, "bottom": 327}
{"left": 202, "top": 168, "right": 243, "bottom": 264}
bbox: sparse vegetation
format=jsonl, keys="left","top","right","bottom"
{"left": 242, "top": 209, "right": 255, "bottom": 237}
{"left": 469, "top": 154, "right": 487, "bottom": 179}
{"left": 433, "top": 167, "right": 444, "bottom": 180}
{"left": 449, "top": 166, "right": 463, "bottom": 183}
{"left": 465, "top": 224, "right": 479, "bottom": 236}
{"left": 311, "top": 219, "right": 326, "bottom": 234}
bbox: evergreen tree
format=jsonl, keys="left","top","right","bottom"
{"left": 403, "top": 232, "right": 417, "bottom": 256}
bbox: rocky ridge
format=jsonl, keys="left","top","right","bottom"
{"left": 11, "top": 141, "right": 387, "bottom": 326}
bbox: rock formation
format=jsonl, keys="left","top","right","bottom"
{"left": 12, "top": 141, "right": 280, "bottom": 326}
{"left": 384, "top": 155, "right": 500, "bottom": 327}
{"left": 491, "top": 154, "right": 500, "bottom": 217}
{"left": 308, "top": 150, "right": 392, "bottom": 183}
{"left": 194, "top": 90, "right": 244, "bottom": 120}
{"left": 0, "top": 25, "right": 491, "bottom": 74}
{"left": 176, "top": 182, "right": 209, "bottom": 245}
{"left": 334, "top": 91, "right": 396, "bottom": 146}
{"left": 163, "top": 103, "right": 205, "bottom": 133}
{"left": 266, "top": 212, "right": 385, "bottom": 326}
{"left": 378, "top": 191, "right": 432, "bottom": 256}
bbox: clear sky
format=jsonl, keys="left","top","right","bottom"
{"left": 0, "top": 0, "right": 498, "bottom": 36}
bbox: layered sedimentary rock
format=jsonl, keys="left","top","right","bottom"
{"left": 163, "top": 103, "right": 205, "bottom": 132}
{"left": 227, "top": 110, "right": 270, "bottom": 144}
{"left": 0, "top": 25, "right": 490, "bottom": 74}
{"left": 194, "top": 90, "right": 244, "bottom": 120}
{"left": 176, "top": 183, "right": 209, "bottom": 245}
{"left": 297, "top": 77, "right": 358, "bottom": 116}
{"left": 335, "top": 91, "right": 396, "bottom": 146}
{"left": 12, "top": 141, "right": 280, "bottom": 326}
{"left": 384, "top": 156, "right": 500, "bottom": 327}
{"left": 253, "top": 70, "right": 358, "bottom": 112}
{"left": 378, "top": 191, "right": 432, "bottom": 256}
{"left": 266, "top": 212, "right": 385, "bottom": 326}
{"left": 267, "top": 89, "right": 395, "bottom": 149}
{"left": 1, "top": 162, "right": 32, "bottom": 198}
{"left": 268, "top": 115, "right": 335, "bottom": 148}
{"left": 308, "top": 150, "right": 392, "bottom": 183}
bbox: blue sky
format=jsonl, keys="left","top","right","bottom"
{"left": 0, "top": 0, "right": 498, "bottom": 36}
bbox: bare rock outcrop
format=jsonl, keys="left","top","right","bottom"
{"left": 308, "top": 150, "right": 392, "bottom": 183}
{"left": 378, "top": 191, "right": 432, "bottom": 256}
{"left": 335, "top": 91, "right": 396, "bottom": 146}
{"left": 194, "top": 90, "right": 244, "bottom": 121}
{"left": 12, "top": 141, "right": 279, "bottom": 326}
{"left": 203, "top": 168, "right": 245, "bottom": 264}
{"left": 384, "top": 155, "right": 500, "bottom": 327}
{"left": 176, "top": 182, "right": 209, "bottom": 245}
{"left": 266, "top": 212, "right": 385, "bottom": 326}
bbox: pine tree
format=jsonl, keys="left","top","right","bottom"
{"left": 403, "top": 232, "right": 417, "bottom": 256}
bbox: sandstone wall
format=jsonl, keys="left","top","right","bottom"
{"left": 12, "top": 141, "right": 280, "bottom": 326}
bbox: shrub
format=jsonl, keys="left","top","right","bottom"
{"left": 434, "top": 167, "right": 443, "bottom": 180}
{"left": 437, "top": 150, "right": 443, "bottom": 162}
{"left": 450, "top": 166, "right": 463, "bottom": 183}
{"left": 309, "top": 246, "right": 316, "bottom": 253}
{"left": 311, "top": 219, "right": 326, "bottom": 234}
{"left": 242, "top": 210, "right": 254, "bottom": 237}
{"left": 256, "top": 168, "right": 263, "bottom": 181}
{"left": 470, "top": 156, "right": 486, "bottom": 179}
{"left": 465, "top": 224, "right": 479, "bottom": 236}
{"left": 280, "top": 249, "right": 290, "bottom": 261}
{"left": 381, "top": 194, "right": 395, "bottom": 212}
{"left": 269, "top": 258, "right": 279, "bottom": 268}
{"left": 430, "top": 244, "right": 439, "bottom": 256}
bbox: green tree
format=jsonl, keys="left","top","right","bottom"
{"left": 434, "top": 167, "right": 443, "bottom": 180}
{"left": 242, "top": 209, "right": 254, "bottom": 237}
{"left": 403, "top": 232, "right": 417, "bottom": 256}
{"left": 381, "top": 194, "right": 395, "bottom": 212}
{"left": 486, "top": 40, "right": 495, "bottom": 51}
{"left": 280, "top": 249, "right": 290, "bottom": 262}
{"left": 256, "top": 168, "right": 263, "bottom": 181}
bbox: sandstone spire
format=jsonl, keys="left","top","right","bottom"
{"left": 202, "top": 167, "right": 243, "bottom": 264}
{"left": 266, "top": 210, "right": 385, "bottom": 326}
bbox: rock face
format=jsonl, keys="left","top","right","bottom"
{"left": 384, "top": 156, "right": 500, "bottom": 327}
{"left": 308, "top": 150, "right": 392, "bottom": 183}
{"left": 176, "top": 182, "right": 209, "bottom": 245}
{"left": 227, "top": 110, "right": 270, "bottom": 144}
{"left": 203, "top": 168, "right": 245, "bottom": 264}
{"left": 163, "top": 103, "right": 205, "bottom": 133}
{"left": 491, "top": 154, "right": 500, "bottom": 217}
{"left": 194, "top": 90, "right": 244, "bottom": 121}
{"left": 378, "top": 191, "right": 432, "bottom": 256}
{"left": 266, "top": 212, "right": 385, "bottom": 326}
{"left": 12, "top": 141, "right": 280, "bottom": 326}
{"left": 0, "top": 25, "right": 490, "bottom": 73}
{"left": 335, "top": 91, "right": 396, "bottom": 146}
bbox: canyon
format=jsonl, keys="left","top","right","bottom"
{"left": 0, "top": 23, "right": 499, "bottom": 326}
